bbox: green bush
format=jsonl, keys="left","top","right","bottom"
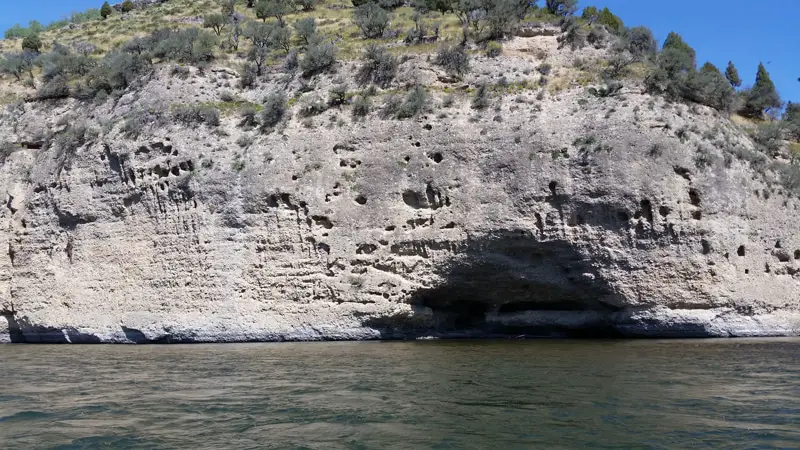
{"left": 395, "top": 85, "right": 428, "bottom": 119}
{"left": 471, "top": 84, "right": 490, "bottom": 110}
{"left": 261, "top": 92, "right": 288, "bottom": 129}
{"left": 101, "top": 2, "right": 113, "bottom": 19}
{"left": 328, "top": 84, "right": 347, "bottom": 107}
{"left": 352, "top": 95, "right": 370, "bottom": 118}
{"left": 121, "top": 0, "right": 135, "bottom": 13}
{"left": 203, "top": 14, "right": 230, "bottom": 36}
{"left": 434, "top": 43, "right": 470, "bottom": 78}
{"left": 172, "top": 104, "right": 221, "bottom": 127}
{"left": 36, "top": 75, "right": 70, "bottom": 99}
{"left": 486, "top": 41, "right": 502, "bottom": 58}
{"left": 293, "top": 17, "right": 317, "bottom": 45}
{"left": 151, "top": 28, "right": 218, "bottom": 64}
{"left": 686, "top": 62, "right": 735, "bottom": 111}
{"left": 356, "top": 44, "right": 397, "bottom": 87}
{"left": 725, "top": 61, "right": 741, "bottom": 88}
{"left": 300, "top": 40, "right": 338, "bottom": 76}
{"left": 354, "top": 3, "right": 390, "bottom": 39}
{"left": 21, "top": 33, "right": 42, "bottom": 53}
{"left": 0, "top": 51, "right": 36, "bottom": 82}
{"left": 256, "top": 0, "right": 295, "bottom": 26}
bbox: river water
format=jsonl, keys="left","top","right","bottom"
{"left": 1, "top": 339, "right": 799, "bottom": 449}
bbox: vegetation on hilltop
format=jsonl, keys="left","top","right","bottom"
{"left": 0, "top": 0, "right": 798, "bottom": 177}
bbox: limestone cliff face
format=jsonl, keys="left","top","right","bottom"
{"left": 1, "top": 45, "right": 799, "bottom": 342}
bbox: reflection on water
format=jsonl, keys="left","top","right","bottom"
{"left": 1, "top": 339, "right": 799, "bottom": 449}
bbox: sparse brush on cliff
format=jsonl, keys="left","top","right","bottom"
{"left": 261, "top": 92, "right": 287, "bottom": 130}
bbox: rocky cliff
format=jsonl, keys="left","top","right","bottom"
{"left": 1, "top": 33, "right": 799, "bottom": 343}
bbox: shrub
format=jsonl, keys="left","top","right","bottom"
{"left": 354, "top": 3, "right": 390, "bottom": 39}
{"left": 686, "top": 62, "right": 735, "bottom": 111}
{"left": 356, "top": 44, "right": 397, "bottom": 87}
{"left": 152, "top": 28, "right": 218, "bottom": 65}
{"left": 752, "top": 122, "right": 783, "bottom": 156}
{"left": 239, "top": 105, "right": 259, "bottom": 128}
{"left": 296, "top": 0, "right": 319, "bottom": 11}
{"left": 36, "top": 75, "right": 70, "bottom": 99}
{"left": 0, "top": 51, "right": 36, "bottom": 82}
{"left": 328, "top": 84, "right": 347, "bottom": 107}
{"left": 557, "top": 16, "right": 585, "bottom": 50}
{"left": 434, "top": 43, "right": 469, "bottom": 78}
{"left": 486, "top": 41, "right": 502, "bottom": 58}
{"left": 784, "top": 102, "right": 800, "bottom": 140}
{"left": 261, "top": 92, "right": 287, "bottom": 129}
{"left": 283, "top": 49, "right": 299, "bottom": 72}
{"left": 300, "top": 40, "right": 338, "bottom": 76}
{"left": 645, "top": 31, "right": 696, "bottom": 101}
{"left": 21, "top": 33, "right": 42, "bottom": 53}
{"left": 172, "top": 104, "right": 221, "bottom": 127}
{"left": 471, "top": 84, "right": 490, "bottom": 110}
{"left": 239, "top": 64, "right": 256, "bottom": 88}
{"left": 293, "top": 17, "right": 316, "bottom": 45}
{"left": 121, "top": 0, "right": 135, "bottom": 12}
{"left": 352, "top": 95, "right": 370, "bottom": 118}
{"left": 395, "top": 85, "right": 428, "bottom": 119}
{"left": 203, "top": 14, "right": 230, "bottom": 36}
{"left": 484, "top": 0, "right": 531, "bottom": 38}
{"left": 88, "top": 51, "right": 151, "bottom": 95}
{"left": 298, "top": 95, "right": 328, "bottom": 117}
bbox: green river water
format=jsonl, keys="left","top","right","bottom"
{"left": 1, "top": 339, "right": 799, "bottom": 449}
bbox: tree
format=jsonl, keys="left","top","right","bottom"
{"left": 221, "top": 0, "right": 236, "bottom": 16}
{"left": 21, "top": 33, "right": 42, "bottom": 53}
{"left": 256, "top": 0, "right": 295, "bottom": 26}
{"left": 244, "top": 21, "right": 292, "bottom": 73}
{"left": 293, "top": 17, "right": 316, "bottom": 45}
{"left": 413, "top": 0, "right": 455, "bottom": 14}
{"left": 296, "top": 0, "right": 319, "bottom": 10}
{"left": 100, "top": 1, "right": 113, "bottom": 19}
{"left": 644, "top": 32, "right": 696, "bottom": 100}
{"left": 784, "top": 101, "right": 800, "bottom": 140}
{"left": 742, "top": 62, "right": 781, "bottom": 118}
{"left": 546, "top": 0, "right": 577, "bottom": 16}
{"left": 300, "top": 39, "right": 338, "bottom": 76}
{"left": 0, "top": 51, "right": 36, "bottom": 81}
{"left": 121, "top": 0, "right": 135, "bottom": 12}
{"left": 354, "top": 3, "right": 390, "bottom": 38}
{"left": 689, "top": 62, "right": 735, "bottom": 111}
{"left": 204, "top": 14, "right": 230, "bottom": 36}
{"left": 434, "top": 43, "right": 470, "bottom": 77}
{"left": 596, "top": 7, "right": 623, "bottom": 33}
{"left": 725, "top": 61, "right": 741, "bottom": 88}
{"left": 581, "top": 6, "right": 599, "bottom": 23}
{"left": 484, "top": 0, "right": 531, "bottom": 38}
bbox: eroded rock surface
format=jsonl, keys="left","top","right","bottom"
{"left": 1, "top": 56, "right": 799, "bottom": 343}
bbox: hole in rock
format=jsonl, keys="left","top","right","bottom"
{"left": 423, "top": 124, "right": 433, "bottom": 130}
{"left": 688, "top": 189, "right": 701, "bottom": 206}
{"left": 171, "top": 166, "right": 180, "bottom": 176}
{"left": 701, "top": 239, "right": 711, "bottom": 255}
{"left": 691, "top": 211, "right": 702, "bottom": 220}
{"left": 548, "top": 181, "right": 558, "bottom": 196}
{"left": 737, "top": 245, "right": 745, "bottom": 257}
{"left": 659, "top": 205, "right": 670, "bottom": 217}
{"left": 355, "top": 195, "right": 367, "bottom": 205}
{"left": 431, "top": 153, "right": 443, "bottom": 163}
{"left": 356, "top": 244, "right": 378, "bottom": 255}
{"left": 775, "top": 240, "right": 782, "bottom": 249}
{"left": 640, "top": 199, "right": 653, "bottom": 222}
{"left": 385, "top": 225, "right": 396, "bottom": 231}
{"left": 795, "top": 250, "right": 800, "bottom": 260}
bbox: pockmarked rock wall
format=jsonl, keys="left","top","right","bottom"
{"left": 1, "top": 56, "right": 799, "bottom": 343}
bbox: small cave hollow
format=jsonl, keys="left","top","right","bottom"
{"left": 640, "top": 199, "right": 653, "bottom": 223}
{"left": 659, "top": 205, "right": 670, "bottom": 217}
{"left": 701, "top": 239, "right": 711, "bottom": 255}
{"left": 429, "top": 152, "right": 443, "bottom": 163}
{"left": 355, "top": 195, "right": 368, "bottom": 205}
{"left": 356, "top": 244, "right": 378, "bottom": 255}
{"left": 689, "top": 189, "right": 701, "bottom": 206}
{"left": 795, "top": 250, "right": 800, "bottom": 260}
{"left": 737, "top": 245, "right": 746, "bottom": 257}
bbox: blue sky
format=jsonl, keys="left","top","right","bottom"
{"left": 0, "top": 0, "right": 797, "bottom": 103}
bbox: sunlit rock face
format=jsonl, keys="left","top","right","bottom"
{"left": 1, "top": 53, "right": 799, "bottom": 343}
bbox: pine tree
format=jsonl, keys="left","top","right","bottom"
{"left": 725, "top": 61, "right": 741, "bottom": 88}
{"left": 100, "top": 1, "right": 113, "bottom": 19}
{"left": 743, "top": 62, "right": 781, "bottom": 118}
